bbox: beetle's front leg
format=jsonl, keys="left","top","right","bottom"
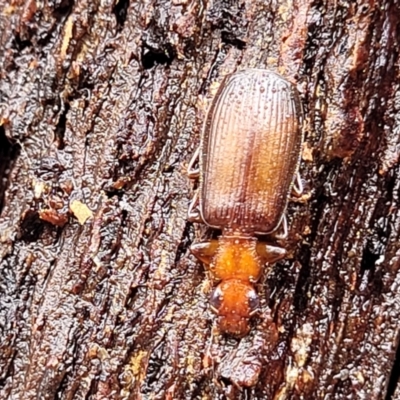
{"left": 190, "top": 240, "right": 219, "bottom": 265}
{"left": 256, "top": 242, "right": 287, "bottom": 264}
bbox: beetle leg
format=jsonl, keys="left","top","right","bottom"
{"left": 188, "top": 147, "right": 200, "bottom": 179}
{"left": 256, "top": 243, "right": 287, "bottom": 264}
{"left": 190, "top": 240, "right": 219, "bottom": 265}
{"left": 292, "top": 172, "right": 303, "bottom": 197}
{"left": 273, "top": 214, "right": 288, "bottom": 240}
{"left": 188, "top": 191, "right": 204, "bottom": 223}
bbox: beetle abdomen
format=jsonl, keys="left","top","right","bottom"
{"left": 200, "top": 69, "right": 303, "bottom": 233}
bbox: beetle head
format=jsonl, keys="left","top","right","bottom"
{"left": 210, "top": 279, "right": 259, "bottom": 337}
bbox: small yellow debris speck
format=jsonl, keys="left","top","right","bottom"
{"left": 70, "top": 200, "right": 93, "bottom": 224}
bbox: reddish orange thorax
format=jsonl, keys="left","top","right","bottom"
{"left": 210, "top": 236, "right": 262, "bottom": 336}
{"left": 211, "top": 236, "right": 262, "bottom": 282}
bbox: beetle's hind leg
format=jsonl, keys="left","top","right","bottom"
{"left": 188, "top": 147, "right": 200, "bottom": 179}
{"left": 291, "top": 171, "right": 303, "bottom": 197}
{"left": 188, "top": 190, "right": 204, "bottom": 223}
{"left": 188, "top": 147, "right": 204, "bottom": 223}
{"left": 272, "top": 214, "right": 288, "bottom": 240}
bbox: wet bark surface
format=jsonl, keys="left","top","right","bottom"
{"left": 1, "top": 0, "right": 400, "bottom": 399}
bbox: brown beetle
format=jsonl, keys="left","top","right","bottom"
{"left": 188, "top": 69, "right": 303, "bottom": 337}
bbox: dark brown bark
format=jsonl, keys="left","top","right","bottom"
{"left": 1, "top": 0, "right": 400, "bottom": 399}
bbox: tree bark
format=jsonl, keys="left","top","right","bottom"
{"left": 1, "top": 0, "right": 400, "bottom": 399}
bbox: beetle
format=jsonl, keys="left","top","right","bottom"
{"left": 188, "top": 69, "right": 303, "bottom": 337}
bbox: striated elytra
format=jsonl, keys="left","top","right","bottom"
{"left": 188, "top": 69, "right": 303, "bottom": 337}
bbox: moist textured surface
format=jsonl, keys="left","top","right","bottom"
{"left": 1, "top": 0, "right": 400, "bottom": 399}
